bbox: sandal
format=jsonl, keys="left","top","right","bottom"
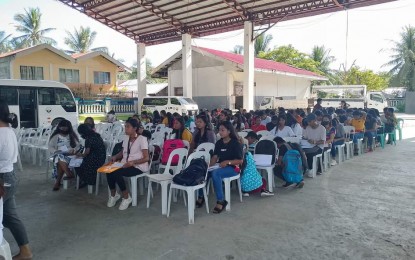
{"left": 212, "top": 200, "right": 228, "bottom": 214}
{"left": 52, "top": 183, "right": 60, "bottom": 191}
{"left": 195, "top": 197, "right": 205, "bottom": 208}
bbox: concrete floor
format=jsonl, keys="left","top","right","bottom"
{"left": 4, "top": 127, "right": 415, "bottom": 260}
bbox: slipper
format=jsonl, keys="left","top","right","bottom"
{"left": 212, "top": 200, "right": 228, "bottom": 214}
{"left": 195, "top": 197, "right": 205, "bottom": 208}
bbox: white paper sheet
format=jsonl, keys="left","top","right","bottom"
{"left": 254, "top": 154, "right": 273, "bottom": 166}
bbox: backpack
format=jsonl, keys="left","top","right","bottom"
{"left": 161, "top": 139, "right": 185, "bottom": 165}
{"left": 240, "top": 152, "right": 263, "bottom": 192}
{"left": 282, "top": 143, "right": 303, "bottom": 183}
{"left": 286, "top": 142, "right": 308, "bottom": 173}
{"left": 172, "top": 158, "right": 208, "bottom": 186}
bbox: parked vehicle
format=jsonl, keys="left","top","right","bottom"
{"left": 259, "top": 97, "right": 310, "bottom": 110}
{"left": 312, "top": 85, "right": 388, "bottom": 110}
{"left": 0, "top": 79, "right": 78, "bottom": 128}
{"left": 141, "top": 96, "right": 199, "bottom": 115}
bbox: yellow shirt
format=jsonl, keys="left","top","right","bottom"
{"left": 351, "top": 118, "right": 365, "bottom": 132}
{"left": 162, "top": 118, "right": 168, "bottom": 126}
{"left": 181, "top": 129, "right": 193, "bottom": 143}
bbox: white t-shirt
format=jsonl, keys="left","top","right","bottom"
{"left": 303, "top": 125, "right": 326, "bottom": 149}
{"left": 261, "top": 116, "right": 271, "bottom": 126}
{"left": 291, "top": 123, "right": 303, "bottom": 137}
{"left": 271, "top": 126, "right": 295, "bottom": 138}
{"left": 0, "top": 127, "right": 18, "bottom": 173}
{"left": 122, "top": 135, "right": 149, "bottom": 172}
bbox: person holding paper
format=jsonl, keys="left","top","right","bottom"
{"left": 75, "top": 124, "right": 106, "bottom": 188}
{"left": 196, "top": 121, "right": 243, "bottom": 214}
{"left": 48, "top": 119, "right": 80, "bottom": 191}
{"left": 107, "top": 118, "right": 149, "bottom": 211}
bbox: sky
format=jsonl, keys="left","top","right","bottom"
{"left": 0, "top": 0, "right": 414, "bottom": 72}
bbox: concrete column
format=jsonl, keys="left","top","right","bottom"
{"left": 137, "top": 43, "right": 146, "bottom": 113}
{"left": 182, "top": 34, "right": 192, "bottom": 97}
{"left": 49, "top": 64, "right": 53, "bottom": 80}
{"left": 9, "top": 60, "right": 14, "bottom": 79}
{"left": 243, "top": 21, "right": 255, "bottom": 110}
{"left": 85, "top": 67, "right": 89, "bottom": 83}
{"left": 167, "top": 67, "right": 172, "bottom": 96}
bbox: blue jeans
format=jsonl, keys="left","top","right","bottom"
{"left": 199, "top": 166, "right": 238, "bottom": 201}
{"left": 365, "top": 131, "right": 376, "bottom": 147}
{"left": 352, "top": 132, "right": 364, "bottom": 144}
{"left": 331, "top": 140, "right": 344, "bottom": 158}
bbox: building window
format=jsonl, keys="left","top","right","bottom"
{"left": 93, "top": 71, "right": 110, "bottom": 84}
{"left": 20, "top": 66, "right": 43, "bottom": 80}
{"left": 59, "top": 68, "right": 80, "bottom": 83}
{"left": 174, "top": 87, "right": 183, "bottom": 96}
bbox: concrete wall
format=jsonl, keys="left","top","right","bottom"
{"left": 405, "top": 92, "right": 415, "bottom": 114}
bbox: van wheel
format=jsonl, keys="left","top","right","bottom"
{"left": 51, "top": 117, "right": 65, "bottom": 128}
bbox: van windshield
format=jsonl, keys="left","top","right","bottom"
{"left": 179, "top": 98, "right": 197, "bottom": 105}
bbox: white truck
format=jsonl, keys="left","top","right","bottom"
{"left": 259, "top": 96, "right": 310, "bottom": 110}
{"left": 312, "top": 85, "right": 388, "bottom": 110}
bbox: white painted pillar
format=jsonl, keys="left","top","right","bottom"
{"left": 243, "top": 21, "right": 255, "bottom": 111}
{"left": 137, "top": 43, "right": 146, "bottom": 113}
{"left": 167, "top": 67, "right": 172, "bottom": 96}
{"left": 49, "top": 64, "right": 53, "bottom": 80}
{"left": 9, "top": 60, "right": 14, "bottom": 79}
{"left": 182, "top": 34, "right": 192, "bottom": 97}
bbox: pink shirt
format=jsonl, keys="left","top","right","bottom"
{"left": 121, "top": 135, "right": 149, "bottom": 172}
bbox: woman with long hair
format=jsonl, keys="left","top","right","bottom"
{"left": 152, "top": 110, "right": 161, "bottom": 125}
{"left": 196, "top": 121, "right": 243, "bottom": 214}
{"left": 75, "top": 124, "right": 106, "bottom": 187}
{"left": 232, "top": 113, "right": 245, "bottom": 132}
{"left": 172, "top": 117, "right": 192, "bottom": 143}
{"left": 0, "top": 100, "right": 32, "bottom": 259}
{"left": 190, "top": 115, "right": 216, "bottom": 152}
{"left": 286, "top": 113, "right": 303, "bottom": 137}
{"left": 48, "top": 119, "right": 80, "bottom": 191}
{"left": 108, "top": 118, "right": 149, "bottom": 210}
{"left": 270, "top": 114, "right": 295, "bottom": 138}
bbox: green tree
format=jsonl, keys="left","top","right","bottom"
{"left": 64, "top": 26, "right": 108, "bottom": 53}
{"left": 383, "top": 25, "right": 415, "bottom": 91}
{"left": 258, "top": 45, "right": 321, "bottom": 73}
{"left": 118, "top": 59, "right": 166, "bottom": 83}
{"left": 13, "top": 7, "right": 56, "bottom": 47}
{"left": 333, "top": 66, "right": 390, "bottom": 91}
{"left": 254, "top": 33, "right": 273, "bottom": 56}
{"left": 0, "top": 31, "right": 12, "bottom": 53}
{"left": 310, "top": 45, "right": 335, "bottom": 75}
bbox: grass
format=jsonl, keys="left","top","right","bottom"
{"left": 78, "top": 114, "right": 132, "bottom": 123}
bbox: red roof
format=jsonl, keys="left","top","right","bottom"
{"left": 0, "top": 46, "right": 31, "bottom": 58}
{"left": 71, "top": 53, "right": 89, "bottom": 58}
{"left": 198, "top": 47, "right": 323, "bottom": 79}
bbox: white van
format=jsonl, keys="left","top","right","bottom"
{"left": 0, "top": 79, "right": 78, "bottom": 128}
{"left": 141, "top": 96, "right": 199, "bottom": 115}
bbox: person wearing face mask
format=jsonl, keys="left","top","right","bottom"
{"left": 106, "top": 110, "right": 117, "bottom": 123}
{"left": 48, "top": 119, "right": 80, "bottom": 191}
{"left": 75, "top": 124, "right": 106, "bottom": 188}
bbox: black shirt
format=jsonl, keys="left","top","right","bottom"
{"left": 213, "top": 138, "right": 243, "bottom": 163}
{"left": 266, "top": 122, "right": 277, "bottom": 131}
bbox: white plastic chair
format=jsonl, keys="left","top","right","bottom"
{"left": 223, "top": 174, "right": 243, "bottom": 212}
{"left": 146, "top": 148, "right": 188, "bottom": 215}
{"left": 238, "top": 132, "right": 248, "bottom": 138}
{"left": 309, "top": 153, "right": 323, "bottom": 178}
{"left": 254, "top": 139, "right": 278, "bottom": 192}
{"left": 257, "top": 130, "right": 272, "bottom": 137}
{"left": 335, "top": 144, "right": 346, "bottom": 164}
{"left": 167, "top": 151, "right": 211, "bottom": 224}
{"left": 182, "top": 140, "right": 190, "bottom": 150}
{"left": 0, "top": 238, "right": 12, "bottom": 260}
{"left": 195, "top": 142, "right": 215, "bottom": 154}
{"left": 344, "top": 126, "right": 356, "bottom": 159}
{"left": 259, "top": 135, "right": 275, "bottom": 141}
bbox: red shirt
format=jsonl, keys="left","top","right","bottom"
{"left": 251, "top": 124, "right": 267, "bottom": 133}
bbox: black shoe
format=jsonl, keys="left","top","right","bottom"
{"left": 282, "top": 182, "right": 295, "bottom": 188}
{"left": 213, "top": 200, "right": 228, "bottom": 214}
{"left": 195, "top": 197, "right": 205, "bottom": 208}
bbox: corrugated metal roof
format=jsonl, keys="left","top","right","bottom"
{"left": 58, "top": 0, "right": 396, "bottom": 45}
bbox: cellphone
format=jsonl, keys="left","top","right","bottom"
{"left": 3, "top": 183, "right": 11, "bottom": 187}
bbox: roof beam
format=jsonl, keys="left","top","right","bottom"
{"left": 221, "top": 0, "right": 249, "bottom": 19}
{"left": 131, "top": 0, "right": 185, "bottom": 32}
{"left": 83, "top": 0, "right": 116, "bottom": 10}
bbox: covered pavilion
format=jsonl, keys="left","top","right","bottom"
{"left": 58, "top": 0, "right": 397, "bottom": 111}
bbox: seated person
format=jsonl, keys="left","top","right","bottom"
{"left": 245, "top": 131, "right": 259, "bottom": 151}
{"left": 172, "top": 117, "right": 193, "bottom": 143}
{"left": 84, "top": 117, "right": 96, "bottom": 131}
{"left": 349, "top": 110, "right": 366, "bottom": 154}
{"left": 270, "top": 114, "right": 295, "bottom": 138}
{"left": 251, "top": 117, "right": 267, "bottom": 133}
{"left": 75, "top": 124, "right": 106, "bottom": 188}
{"left": 190, "top": 115, "right": 216, "bottom": 152}
{"left": 107, "top": 118, "right": 149, "bottom": 210}
{"left": 48, "top": 119, "right": 80, "bottom": 191}
{"left": 266, "top": 115, "right": 278, "bottom": 131}
{"left": 385, "top": 107, "right": 397, "bottom": 144}
{"left": 273, "top": 137, "right": 306, "bottom": 188}
{"left": 196, "top": 121, "right": 243, "bottom": 214}
{"left": 321, "top": 120, "right": 337, "bottom": 166}
{"left": 331, "top": 118, "right": 345, "bottom": 162}
{"left": 106, "top": 110, "right": 117, "bottom": 123}
{"left": 302, "top": 113, "right": 326, "bottom": 175}
{"left": 364, "top": 114, "right": 378, "bottom": 152}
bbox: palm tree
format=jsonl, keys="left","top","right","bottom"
{"left": 13, "top": 7, "right": 56, "bottom": 47}
{"left": 64, "top": 26, "right": 108, "bottom": 53}
{"left": 0, "top": 31, "right": 12, "bottom": 53}
{"left": 383, "top": 25, "right": 415, "bottom": 91}
{"left": 254, "top": 33, "right": 273, "bottom": 56}
{"left": 310, "top": 45, "right": 335, "bottom": 75}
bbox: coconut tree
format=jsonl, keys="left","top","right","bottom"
{"left": 0, "top": 31, "right": 12, "bottom": 53}
{"left": 254, "top": 33, "right": 273, "bottom": 56}
{"left": 383, "top": 25, "right": 415, "bottom": 91}
{"left": 310, "top": 45, "right": 336, "bottom": 75}
{"left": 13, "top": 7, "right": 56, "bottom": 47}
{"left": 64, "top": 26, "right": 108, "bottom": 53}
